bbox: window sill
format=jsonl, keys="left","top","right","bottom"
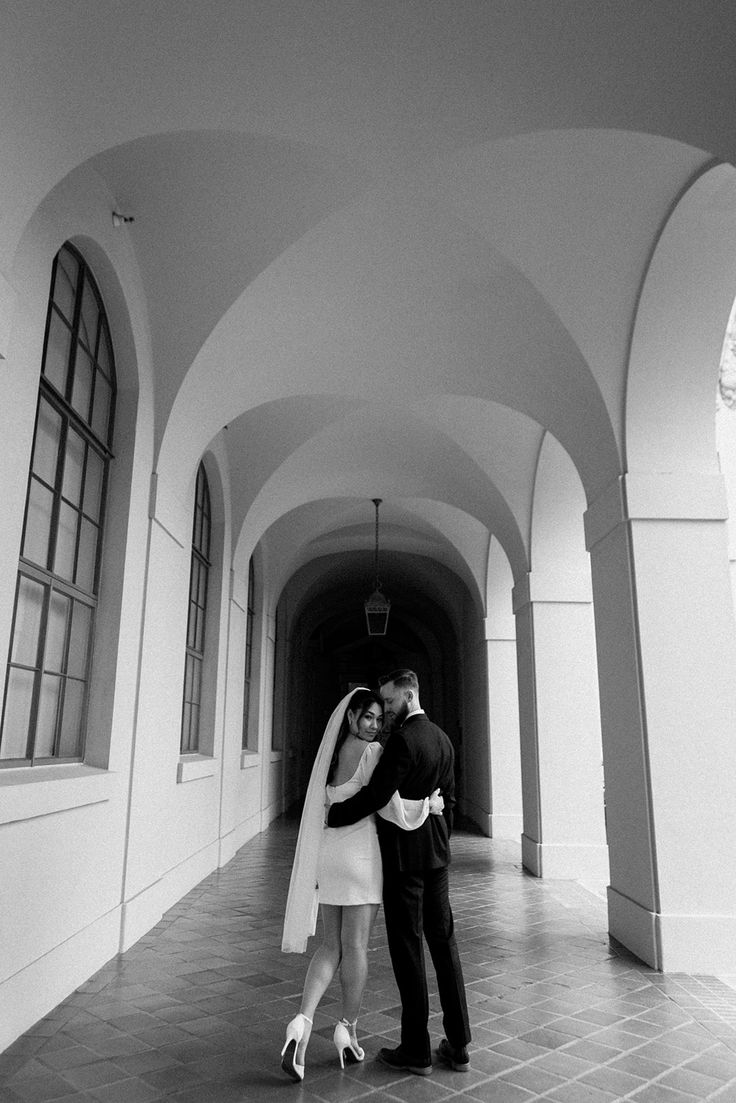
{"left": 240, "top": 750, "right": 260, "bottom": 770}
{"left": 177, "top": 755, "right": 216, "bottom": 784}
{"left": 0, "top": 763, "right": 112, "bottom": 825}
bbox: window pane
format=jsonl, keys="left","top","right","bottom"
{"left": 0, "top": 668, "right": 34, "bottom": 759}
{"left": 58, "top": 679, "right": 84, "bottom": 757}
{"left": 91, "top": 373, "right": 112, "bottom": 443}
{"left": 181, "top": 702, "right": 192, "bottom": 752}
{"left": 197, "top": 560, "right": 208, "bottom": 609}
{"left": 54, "top": 500, "right": 78, "bottom": 582}
{"left": 45, "top": 590, "right": 70, "bottom": 672}
{"left": 187, "top": 562, "right": 199, "bottom": 649}
{"left": 33, "top": 400, "right": 62, "bottom": 486}
{"left": 83, "top": 448, "right": 104, "bottom": 522}
{"left": 97, "top": 318, "right": 113, "bottom": 378}
{"left": 71, "top": 345, "right": 93, "bottom": 422}
{"left": 79, "top": 278, "right": 99, "bottom": 353}
{"left": 184, "top": 653, "right": 195, "bottom": 701}
{"left": 23, "top": 478, "right": 54, "bottom": 567}
{"left": 192, "top": 501, "right": 202, "bottom": 552}
{"left": 192, "top": 603, "right": 203, "bottom": 653}
{"left": 35, "top": 673, "right": 61, "bottom": 757}
{"left": 186, "top": 606, "right": 196, "bottom": 651}
{"left": 67, "top": 602, "right": 91, "bottom": 678}
{"left": 191, "top": 657, "right": 202, "bottom": 707}
{"left": 201, "top": 513, "right": 211, "bottom": 560}
{"left": 52, "top": 251, "right": 78, "bottom": 322}
{"left": 62, "top": 427, "right": 85, "bottom": 507}
{"left": 44, "top": 311, "right": 72, "bottom": 394}
{"left": 188, "top": 704, "right": 200, "bottom": 750}
{"left": 75, "top": 516, "right": 98, "bottom": 592}
{"left": 11, "top": 576, "right": 45, "bottom": 666}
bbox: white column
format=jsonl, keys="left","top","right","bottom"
{"left": 585, "top": 473, "right": 736, "bottom": 972}
{"left": 513, "top": 573, "right": 607, "bottom": 882}
{"left": 484, "top": 616, "right": 522, "bottom": 841}
{"left": 716, "top": 402, "right": 736, "bottom": 610}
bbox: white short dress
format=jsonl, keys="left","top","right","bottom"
{"left": 317, "top": 741, "right": 383, "bottom": 906}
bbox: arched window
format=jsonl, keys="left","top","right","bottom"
{"left": 0, "top": 244, "right": 116, "bottom": 764}
{"left": 242, "top": 557, "right": 255, "bottom": 750}
{"left": 181, "top": 462, "right": 211, "bottom": 753}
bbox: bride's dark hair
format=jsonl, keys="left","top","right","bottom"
{"left": 326, "top": 688, "right": 383, "bottom": 784}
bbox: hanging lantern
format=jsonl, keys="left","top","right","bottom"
{"left": 364, "top": 498, "right": 390, "bottom": 635}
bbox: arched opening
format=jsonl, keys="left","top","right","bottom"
{"left": 273, "top": 551, "right": 475, "bottom": 818}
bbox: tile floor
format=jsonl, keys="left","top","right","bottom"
{"left": 4, "top": 817, "right": 736, "bottom": 1102}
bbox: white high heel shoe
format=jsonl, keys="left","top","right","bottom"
{"left": 333, "top": 1018, "right": 365, "bottom": 1068}
{"left": 281, "top": 1012, "right": 312, "bottom": 1082}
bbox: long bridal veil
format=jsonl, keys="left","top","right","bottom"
{"left": 281, "top": 688, "right": 365, "bottom": 953}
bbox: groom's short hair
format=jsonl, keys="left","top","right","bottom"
{"left": 379, "top": 668, "right": 419, "bottom": 691}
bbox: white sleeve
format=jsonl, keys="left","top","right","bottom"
{"left": 378, "top": 792, "right": 430, "bottom": 830}
{"left": 357, "top": 740, "right": 383, "bottom": 784}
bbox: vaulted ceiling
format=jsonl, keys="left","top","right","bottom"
{"left": 4, "top": 1, "right": 736, "bottom": 597}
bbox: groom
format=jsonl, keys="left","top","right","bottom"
{"left": 327, "top": 668, "right": 471, "bottom": 1075}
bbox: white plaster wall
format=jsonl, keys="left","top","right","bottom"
{"left": 716, "top": 403, "right": 736, "bottom": 611}
{"left": 485, "top": 540, "right": 522, "bottom": 841}
{"left": 218, "top": 564, "right": 274, "bottom": 864}
{"left": 0, "top": 791, "right": 124, "bottom": 976}
{"left": 0, "top": 176, "right": 161, "bottom": 1048}
{"left": 630, "top": 517, "right": 736, "bottom": 918}
{"left": 0, "top": 167, "right": 266, "bottom": 1048}
{"left": 485, "top": 639, "right": 522, "bottom": 841}
{"left": 120, "top": 456, "right": 232, "bottom": 949}
{"left": 531, "top": 602, "right": 607, "bottom": 855}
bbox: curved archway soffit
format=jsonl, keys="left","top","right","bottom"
{"left": 160, "top": 198, "right": 619, "bottom": 499}
{"left": 626, "top": 162, "right": 736, "bottom": 474}
{"left": 247, "top": 497, "right": 491, "bottom": 612}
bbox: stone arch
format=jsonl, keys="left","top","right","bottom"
{"left": 626, "top": 162, "right": 736, "bottom": 474}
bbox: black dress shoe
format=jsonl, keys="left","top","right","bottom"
{"left": 437, "top": 1038, "right": 470, "bottom": 1071}
{"left": 377, "top": 1046, "right": 432, "bottom": 1076}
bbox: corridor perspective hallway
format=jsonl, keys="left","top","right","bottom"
{"left": 4, "top": 823, "right": 736, "bottom": 1103}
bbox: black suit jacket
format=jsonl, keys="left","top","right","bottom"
{"left": 326, "top": 712, "right": 456, "bottom": 873}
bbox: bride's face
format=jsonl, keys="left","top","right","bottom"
{"left": 350, "top": 702, "right": 383, "bottom": 741}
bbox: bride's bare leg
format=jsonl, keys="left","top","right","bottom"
{"left": 339, "top": 903, "right": 379, "bottom": 1024}
{"left": 296, "top": 905, "right": 342, "bottom": 1063}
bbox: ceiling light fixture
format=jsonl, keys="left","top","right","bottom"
{"left": 364, "top": 498, "right": 390, "bottom": 636}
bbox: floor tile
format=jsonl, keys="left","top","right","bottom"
{"left": 5, "top": 817, "right": 736, "bottom": 1101}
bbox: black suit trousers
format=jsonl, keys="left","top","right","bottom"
{"left": 382, "top": 865, "right": 471, "bottom": 1063}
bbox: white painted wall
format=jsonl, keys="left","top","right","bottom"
{"left": 0, "top": 175, "right": 289, "bottom": 1052}
{"left": 483, "top": 539, "right": 522, "bottom": 841}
